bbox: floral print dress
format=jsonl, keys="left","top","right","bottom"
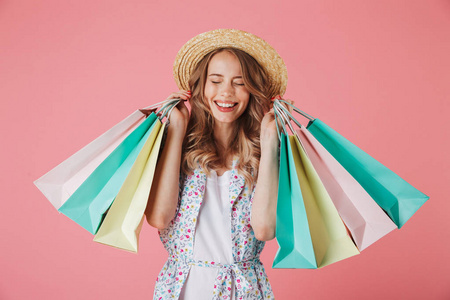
{"left": 153, "top": 159, "right": 275, "bottom": 299}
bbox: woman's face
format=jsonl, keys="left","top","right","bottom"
{"left": 204, "top": 51, "right": 250, "bottom": 125}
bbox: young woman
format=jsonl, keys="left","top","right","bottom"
{"left": 145, "top": 29, "right": 288, "bottom": 300}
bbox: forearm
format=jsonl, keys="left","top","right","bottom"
{"left": 251, "top": 140, "right": 279, "bottom": 241}
{"left": 146, "top": 125, "right": 185, "bottom": 229}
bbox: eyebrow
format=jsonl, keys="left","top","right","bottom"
{"left": 208, "top": 74, "right": 243, "bottom": 79}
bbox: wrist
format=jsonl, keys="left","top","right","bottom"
{"left": 168, "top": 123, "right": 187, "bottom": 140}
{"left": 261, "top": 129, "right": 278, "bottom": 145}
{"left": 260, "top": 135, "right": 279, "bottom": 158}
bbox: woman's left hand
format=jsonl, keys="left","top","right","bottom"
{"left": 260, "top": 95, "right": 294, "bottom": 148}
{"left": 260, "top": 108, "right": 278, "bottom": 149}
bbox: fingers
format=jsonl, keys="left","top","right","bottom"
{"left": 272, "top": 95, "right": 294, "bottom": 113}
{"left": 270, "top": 95, "right": 295, "bottom": 114}
{"left": 285, "top": 99, "right": 294, "bottom": 113}
{"left": 176, "top": 99, "right": 188, "bottom": 111}
{"left": 167, "top": 90, "right": 192, "bottom": 101}
{"left": 270, "top": 95, "right": 282, "bottom": 103}
{"left": 271, "top": 95, "right": 293, "bottom": 104}
{"left": 263, "top": 108, "right": 275, "bottom": 122}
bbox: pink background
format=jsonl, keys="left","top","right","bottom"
{"left": 1, "top": 0, "right": 449, "bottom": 299}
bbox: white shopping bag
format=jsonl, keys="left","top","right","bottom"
{"left": 34, "top": 108, "right": 152, "bottom": 209}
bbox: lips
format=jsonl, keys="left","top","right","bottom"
{"left": 214, "top": 101, "right": 237, "bottom": 108}
{"left": 214, "top": 101, "right": 238, "bottom": 112}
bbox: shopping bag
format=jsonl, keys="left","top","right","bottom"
{"left": 34, "top": 110, "right": 147, "bottom": 209}
{"left": 93, "top": 120, "right": 166, "bottom": 252}
{"left": 273, "top": 133, "right": 317, "bottom": 269}
{"left": 297, "top": 127, "right": 397, "bottom": 250}
{"left": 289, "top": 135, "right": 360, "bottom": 268}
{"left": 306, "top": 118, "right": 429, "bottom": 228}
{"left": 58, "top": 113, "right": 159, "bottom": 234}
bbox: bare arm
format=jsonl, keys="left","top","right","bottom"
{"left": 251, "top": 108, "right": 279, "bottom": 241}
{"left": 251, "top": 97, "right": 294, "bottom": 241}
{"left": 145, "top": 91, "right": 190, "bottom": 229}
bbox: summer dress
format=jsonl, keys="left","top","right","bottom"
{"left": 153, "top": 159, "right": 275, "bottom": 299}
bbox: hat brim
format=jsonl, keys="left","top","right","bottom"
{"left": 173, "top": 29, "right": 288, "bottom": 97}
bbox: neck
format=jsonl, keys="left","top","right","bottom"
{"left": 213, "top": 121, "right": 235, "bottom": 154}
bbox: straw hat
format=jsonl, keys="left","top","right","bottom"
{"left": 173, "top": 29, "right": 288, "bottom": 97}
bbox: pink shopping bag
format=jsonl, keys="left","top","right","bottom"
{"left": 296, "top": 127, "right": 397, "bottom": 250}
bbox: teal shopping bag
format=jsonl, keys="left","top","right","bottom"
{"left": 58, "top": 113, "right": 158, "bottom": 234}
{"left": 307, "top": 119, "right": 429, "bottom": 228}
{"left": 273, "top": 134, "right": 317, "bottom": 269}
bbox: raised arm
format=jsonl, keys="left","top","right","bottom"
{"left": 145, "top": 91, "right": 190, "bottom": 229}
{"left": 250, "top": 107, "right": 279, "bottom": 241}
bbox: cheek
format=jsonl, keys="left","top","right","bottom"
{"left": 239, "top": 91, "right": 250, "bottom": 108}
{"left": 204, "top": 83, "right": 215, "bottom": 99}
{"left": 204, "top": 86, "right": 216, "bottom": 110}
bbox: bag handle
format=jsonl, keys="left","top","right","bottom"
{"left": 274, "top": 99, "right": 315, "bottom": 122}
{"left": 273, "top": 105, "right": 284, "bottom": 141}
{"left": 273, "top": 100, "right": 310, "bottom": 154}
{"left": 139, "top": 98, "right": 183, "bottom": 118}
{"left": 273, "top": 101, "right": 294, "bottom": 141}
{"left": 140, "top": 98, "right": 174, "bottom": 111}
{"left": 157, "top": 99, "right": 181, "bottom": 120}
{"left": 139, "top": 98, "right": 182, "bottom": 121}
{"left": 273, "top": 101, "right": 300, "bottom": 132}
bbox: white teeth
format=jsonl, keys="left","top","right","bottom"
{"left": 216, "top": 102, "right": 236, "bottom": 108}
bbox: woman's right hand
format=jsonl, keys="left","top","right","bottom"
{"left": 166, "top": 90, "right": 191, "bottom": 132}
{"left": 147, "top": 90, "right": 190, "bottom": 229}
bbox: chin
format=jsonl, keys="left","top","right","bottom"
{"left": 211, "top": 111, "right": 242, "bottom": 124}
{"left": 214, "top": 117, "right": 239, "bottom": 124}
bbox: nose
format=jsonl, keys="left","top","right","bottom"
{"left": 219, "top": 81, "right": 234, "bottom": 98}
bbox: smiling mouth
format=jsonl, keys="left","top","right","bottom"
{"left": 215, "top": 101, "right": 237, "bottom": 108}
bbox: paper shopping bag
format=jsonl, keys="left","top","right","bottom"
{"left": 306, "top": 119, "right": 429, "bottom": 228}
{"left": 290, "top": 135, "right": 360, "bottom": 268}
{"left": 58, "top": 113, "right": 159, "bottom": 234}
{"left": 93, "top": 120, "right": 165, "bottom": 252}
{"left": 273, "top": 133, "right": 317, "bottom": 269}
{"left": 34, "top": 110, "right": 146, "bottom": 209}
{"left": 297, "top": 127, "right": 397, "bottom": 250}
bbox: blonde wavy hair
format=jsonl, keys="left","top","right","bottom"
{"left": 181, "top": 48, "right": 271, "bottom": 187}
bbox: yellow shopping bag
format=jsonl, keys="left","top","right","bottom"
{"left": 289, "top": 135, "right": 360, "bottom": 268}
{"left": 93, "top": 119, "right": 165, "bottom": 252}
